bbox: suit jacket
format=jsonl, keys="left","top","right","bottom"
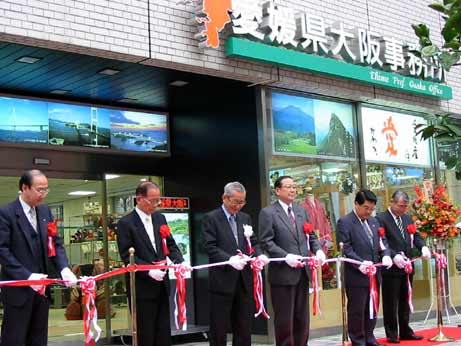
{"left": 336, "top": 211, "right": 390, "bottom": 287}
{"left": 259, "top": 201, "right": 321, "bottom": 286}
{"left": 376, "top": 210, "right": 426, "bottom": 276}
{"left": 116, "top": 210, "right": 184, "bottom": 299}
{"left": 202, "top": 208, "right": 260, "bottom": 294}
{"left": 0, "top": 198, "right": 69, "bottom": 306}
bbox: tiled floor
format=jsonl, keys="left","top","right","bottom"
{"left": 77, "top": 316, "right": 461, "bottom": 346}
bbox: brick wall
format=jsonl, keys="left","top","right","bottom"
{"left": 0, "top": 0, "right": 459, "bottom": 115}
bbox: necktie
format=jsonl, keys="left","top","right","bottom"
{"left": 29, "top": 208, "right": 37, "bottom": 233}
{"left": 396, "top": 216, "right": 405, "bottom": 238}
{"left": 229, "top": 215, "right": 238, "bottom": 244}
{"left": 362, "top": 220, "right": 373, "bottom": 245}
{"left": 145, "top": 216, "right": 156, "bottom": 251}
{"left": 287, "top": 206, "right": 297, "bottom": 230}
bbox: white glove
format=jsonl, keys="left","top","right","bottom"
{"left": 315, "top": 250, "right": 326, "bottom": 265}
{"left": 285, "top": 254, "right": 304, "bottom": 268}
{"left": 358, "top": 260, "right": 373, "bottom": 275}
{"left": 258, "top": 254, "right": 270, "bottom": 265}
{"left": 60, "top": 267, "right": 78, "bottom": 287}
{"left": 148, "top": 269, "right": 166, "bottom": 281}
{"left": 421, "top": 246, "right": 431, "bottom": 260}
{"left": 229, "top": 255, "right": 246, "bottom": 270}
{"left": 28, "top": 273, "right": 48, "bottom": 293}
{"left": 382, "top": 255, "right": 393, "bottom": 269}
{"left": 392, "top": 254, "right": 406, "bottom": 269}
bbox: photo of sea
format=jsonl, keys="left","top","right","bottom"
{"left": 48, "top": 103, "right": 110, "bottom": 148}
{"left": 0, "top": 97, "right": 48, "bottom": 144}
{"left": 110, "top": 110, "right": 168, "bottom": 153}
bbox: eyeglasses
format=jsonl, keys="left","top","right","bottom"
{"left": 280, "top": 185, "right": 297, "bottom": 190}
{"left": 144, "top": 198, "right": 162, "bottom": 206}
{"left": 33, "top": 187, "right": 49, "bottom": 195}
{"left": 228, "top": 199, "right": 246, "bottom": 206}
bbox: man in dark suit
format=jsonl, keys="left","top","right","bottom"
{"left": 0, "top": 169, "right": 77, "bottom": 346}
{"left": 337, "top": 189, "right": 392, "bottom": 346}
{"left": 116, "top": 181, "right": 188, "bottom": 346}
{"left": 203, "top": 181, "right": 269, "bottom": 346}
{"left": 259, "top": 175, "right": 326, "bottom": 346}
{"left": 376, "top": 190, "right": 431, "bottom": 343}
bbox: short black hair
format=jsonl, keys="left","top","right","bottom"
{"left": 135, "top": 181, "right": 160, "bottom": 197}
{"left": 18, "top": 169, "right": 45, "bottom": 192}
{"left": 274, "top": 175, "right": 293, "bottom": 189}
{"left": 355, "top": 189, "right": 377, "bottom": 205}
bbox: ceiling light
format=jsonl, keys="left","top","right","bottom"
{"left": 68, "top": 191, "right": 96, "bottom": 196}
{"left": 169, "top": 80, "right": 189, "bottom": 87}
{"left": 50, "top": 89, "right": 71, "bottom": 95}
{"left": 140, "top": 178, "right": 147, "bottom": 182}
{"left": 98, "top": 68, "right": 121, "bottom": 75}
{"left": 16, "top": 56, "right": 42, "bottom": 64}
{"left": 117, "top": 98, "right": 138, "bottom": 103}
{"left": 105, "top": 174, "right": 120, "bottom": 180}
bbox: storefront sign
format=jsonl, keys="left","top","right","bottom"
{"left": 159, "top": 197, "right": 190, "bottom": 210}
{"left": 195, "top": 1, "right": 451, "bottom": 99}
{"left": 361, "top": 107, "right": 431, "bottom": 166}
{"left": 226, "top": 38, "right": 452, "bottom": 99}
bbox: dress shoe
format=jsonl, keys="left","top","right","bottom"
{"left": 387, "top": 337, "right": 400, "bottom": 343}
{"left": 400, "top": 334, "right": 423, "bottom": 340}
{"left": 368, "top": 343, "right": 386, "bottom": 346}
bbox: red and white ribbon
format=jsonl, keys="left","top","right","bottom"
{"left": 303, "top": 222, "right": 314, "bottom": 252}
{"left": 80, "top": 277, "right": 101, "bottom": 346}
{"left": 250, "top": 257, "right": 269, "bottom": 319}
{"left": 307, "top": 257, "right": 321, "bottom": 316}
{"left": 378, "top": 227, "right": 386, "bottom": 251}
{"left": 404, "top": 261, "right": 414, "bottom": 313}
{"left": 174, "top": 265, "right": 188, "bottom": 330}
{"left": 365, "top": 265, "right": 379, "bottom": 319}
{"left": 434, "top": 252, "right": 448, "bottom": 297}
{"left": 243, "top": 225, "right": 255, "bottom": 255}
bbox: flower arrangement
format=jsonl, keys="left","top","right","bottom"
{"left": 411, "top": 184, "right": 461, "bottom": 240}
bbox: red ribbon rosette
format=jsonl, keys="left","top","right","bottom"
{"left": 378, "top": 227, "right": 386, "bottom": 251}
{"left": 303, "top": 222, "right": 314, "bottom": 251}
{"left": 174, "top": 265, "right": 188, "bottom": 330}
{"left": 407, "top": 224, "right": 416, "bottom": 248}
{"left": 307, "top": 256, "right": 321, "bottom": 316}
{"left": 47, "top": 221, "right": 58, "bottom": 257}
{"left": 250, "top": 257, "right": 270, "bottom": 319}
{"left": 365, "top": 264, "right": 379, "bottom": 319}
{"left": 159, "top": 224, "right": 171, "bottom": 256}
{"left": 80, "top": 277, "right": 102, "bottom": 345}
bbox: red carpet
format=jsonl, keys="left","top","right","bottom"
{"left": 377, "top": 327, "right": 461, "bottom": 345}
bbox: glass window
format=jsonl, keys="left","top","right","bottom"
{"left": 266, "top": 90, "right": 360, "bottom": 290}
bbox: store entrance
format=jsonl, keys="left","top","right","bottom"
{"left": 0, "top": 173, "right": 160, "bottom": 343}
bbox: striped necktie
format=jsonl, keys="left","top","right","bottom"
{"left": 396, "top": 216, "right": 405, "bottom": 238}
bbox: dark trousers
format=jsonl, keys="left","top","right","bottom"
{"left": 209, "top": 277, "right": 252, "bottom": 346}
{"left": 1, "top": 292, "right": 49, "bottom": 346}
{"left": 382, "top": 274, "right": 413, "bottom": 338}
{"left": 346, "top": 286, "right": 378, "bottom": 346}
{"left": 270, "top": 272, "right": 310, "bottom": 346}
{"left": 135, "top": 287, "right": 171, "bottom": 346}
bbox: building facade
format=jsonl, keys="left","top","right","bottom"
{"left": 0, "top": 0, "right": 461, "bottom": 343}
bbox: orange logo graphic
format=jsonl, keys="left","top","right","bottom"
{"left": 197, "top": 0, "right": 233, "bottom": 48}
{"left": 381, "top": 116, "right": 398, "bottom": 157}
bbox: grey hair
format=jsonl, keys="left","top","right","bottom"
{"left": 391, "top": 190, "right": 409, "bottom": 203}
{"left": 224, "top": 182, "right": 246, "bottom": 196}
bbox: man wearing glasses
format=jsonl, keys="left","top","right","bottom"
{"left": 376, "top": 190, "right": 430, "bottom": 344}
{"left": 337, "top": 189, "right": 393, "bottom": 346}
{"left": 202, "top": 181, "right": 268, "bottom": 346}
{"left": 116, "top": 181, "right": 189, "bottom": 346}
{"left": 259, "top": 176, "right": 326, "bottom": 346}
{"left": 0, "top": 169, "right": 77, "bottom": 346}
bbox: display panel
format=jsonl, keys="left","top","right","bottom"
{"left": 163, "top": 212, "right": 191, "bottom": 279}
{"left": 271, "top": 92, "right": 356, "bottom": 160}
{"left": 0, "top": 96, "right": 168, "bottom": 154}
{"left": 361, "top": 106, "right": 430, "bottom": 166}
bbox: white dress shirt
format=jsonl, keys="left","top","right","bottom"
{"left": 19, "top": 195, "right": 37, "bottom": 231}
{"left": 135, "top": 206, "right": 156, "bottom": 251}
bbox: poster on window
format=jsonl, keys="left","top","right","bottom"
{"left": 361, "top": 107, "right": 431, "bottom": 166}
{"left": 271, "top": 92, "right": 356, "bottom": 160}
